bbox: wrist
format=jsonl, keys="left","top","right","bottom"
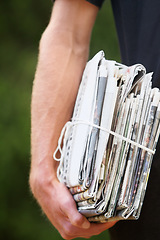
{"left": 29, "top": 154, "right": 59, "bottom": 197}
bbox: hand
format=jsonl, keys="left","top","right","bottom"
{"left": 30, "top": 168, "right": 117, "bottom": 239}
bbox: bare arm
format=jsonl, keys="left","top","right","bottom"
{"left": 30, "top": 0, "right": 116, "bottom": 238}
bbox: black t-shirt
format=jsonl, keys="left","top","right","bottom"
{"left": 87, "top": 1, "right": 160, "bottom": 240}
{"left": 86, "top": 0, "right": 104, "bottom": 8}
{"left": 88, "top": 0, "right": 160, "bottom": 88}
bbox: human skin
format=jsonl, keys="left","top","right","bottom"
{"left": 29, "top": 0, "right": 117, "bottom": 239}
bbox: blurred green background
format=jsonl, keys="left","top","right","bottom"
{"left": 0, "top": 0, "right": 120, "bottom": 239}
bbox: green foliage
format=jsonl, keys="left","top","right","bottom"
{"left": 0, "top": 1, "right": 120, "bottom": 239}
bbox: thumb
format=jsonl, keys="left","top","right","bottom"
{"left": 63, "top": 196, "right": 90, "bottom": 229}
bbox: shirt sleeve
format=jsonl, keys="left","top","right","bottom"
{"left": 52, "top": 0, "right": 105, "bottom": 8}
{"left": 86, "top": 0, "right": 105, "bottom": 8}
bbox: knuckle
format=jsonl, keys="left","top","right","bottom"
{"left": 63, "top": 192, "right": 74, "bottom": 204}
{"left": 62, "top": 224, "right": 76, "bottom": 239}
{"left": 64, "top": 225, "right": 73, "bottom": 236}
{"left": 63, "top": 197, "right": 71, "bottom": 207}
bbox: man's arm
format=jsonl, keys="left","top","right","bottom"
{"left": 30, "top": 0, "right": 116, "bottom": 238}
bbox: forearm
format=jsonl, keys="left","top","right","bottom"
{"left": 30, "top": 0, "right": 98, "bottom": 190}
{"left": 31, "top": 29, "right": 89, "bottom": 181}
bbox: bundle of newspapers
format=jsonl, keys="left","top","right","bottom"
{"left": 54, "top": 51, "right": 160, "bottom": 222}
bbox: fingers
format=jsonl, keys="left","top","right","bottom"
{"left": 53, "top": 187, "right": 117, "bottom": 239}
{"left": 79, "top": 221, "right": 117, "bottom": 237}
{"left": 59, "top": 185, "right": 117, "bottom": 233}
{"left": 67, "top": 209, "right": 90, "bottom": 229}
{"left": 53, "top": 185, "right": 117, "bottom": 239}
{"left": 61, "top": 195, "right": 90, "bottom": 229}
{"left": 30, "top": 175, "right": 117, "bottom": 239}
{"left": 89, "top": 220, "right": 117, "bottom": 233}
{"left": 57, "top": 218, "right": 117, "bottom": 239}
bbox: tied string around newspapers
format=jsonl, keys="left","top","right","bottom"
{"left": 53, "top": 51, "right": 160, "bottom": 222}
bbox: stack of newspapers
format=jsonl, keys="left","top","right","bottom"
{"left": 54, "top": 51, "right": 160, "bottom": 222}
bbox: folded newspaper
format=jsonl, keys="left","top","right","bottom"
{"left": 54, "top": 51, "right": 160, "bottom": 222}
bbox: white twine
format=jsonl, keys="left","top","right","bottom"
{"left": 53, "top": 119, "right": 155, "bottom": 161}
